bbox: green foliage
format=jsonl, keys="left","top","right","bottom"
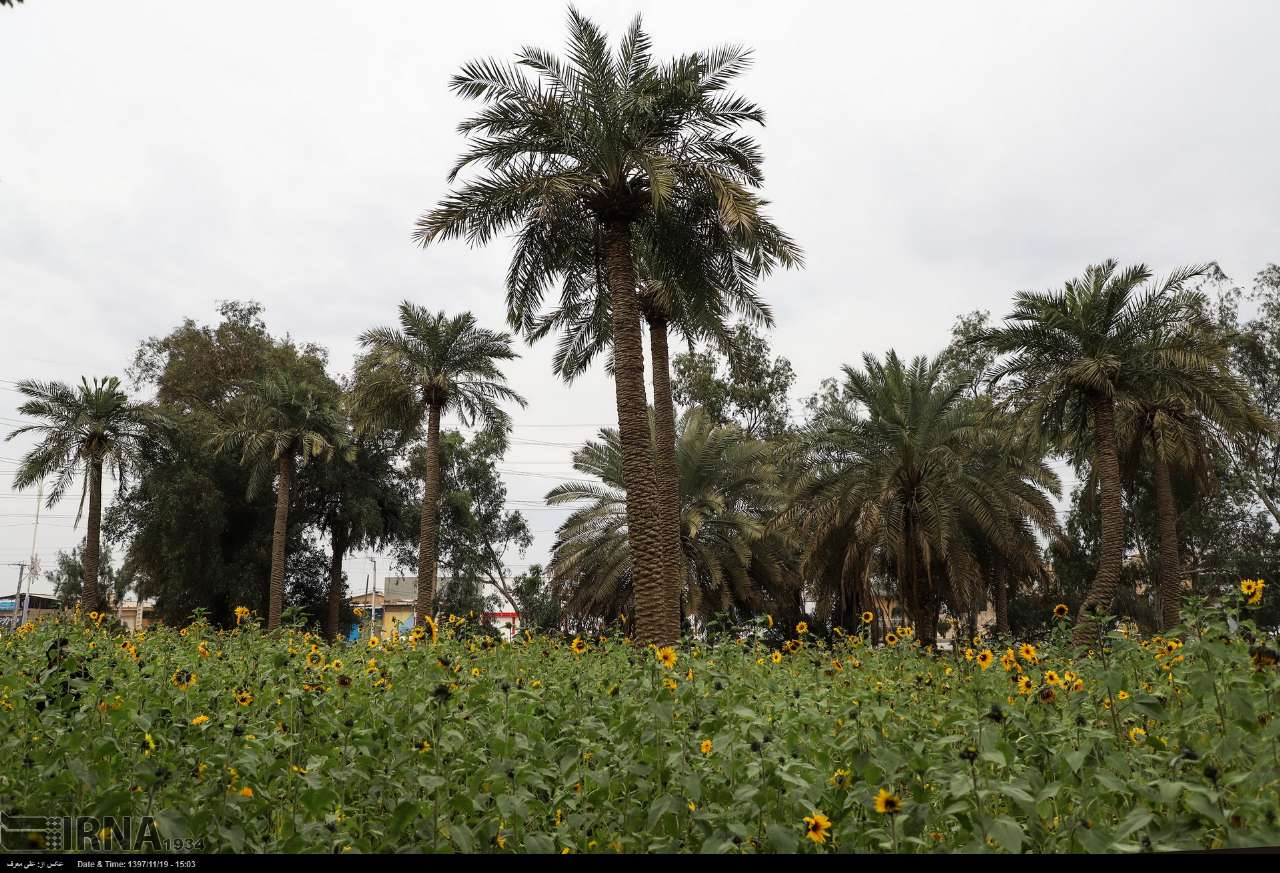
{"left": 2, "top": 593, "right": 1277, "bottom": 852}
{"left": 672, "top": 323, "right": 796, "bottom": 438}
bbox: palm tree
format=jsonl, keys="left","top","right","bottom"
{"left": 414, "top": 9, "right": 801, "bottom": 643}
{"left": 350, "top": 304, "right": 524, "bottom": 622}
{"left": 547, "top": 407, "right": 796, "bottom": 624}
{"left": 6, "top": 377, "right": 155, "bottom": 612}
{"left": 304, "top": 425, "right": 411, "bottom": 641}
{"left": 784, "top": 353, "right": 1059, "bottom": 646}
{"left": 527, "top": 250, "right": 775, "bottom": 630}
{"left": 211, "top": 371, "right": 345, "bottom": 630}
{"left": 1116, "top": 321, "right": 1268, "bottom": 628}
{"left": 981, "top": 260, "right": 1213, "bottom": 644}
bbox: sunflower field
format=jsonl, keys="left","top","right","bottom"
{"left": 2, "top": 589, "right": 1278, "bottom": 853}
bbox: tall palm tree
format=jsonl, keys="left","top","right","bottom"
{"left": 527, "top": 249, "right": 775, "bottom": 630}
{"left": 6, "top": 377, "right": 155, "bottom": 612}
{"left": 211, "top": 371, "right": 345, "bottom": 630}
{"left": 350, "top": 304, "right": 524, "bottom": 622}
{"left": 1116, "top": 321, "right": 1268, "bottom": 628}
{"left": 982, "top": 260, "right": 1213, "bottom": 644}
{"left": 548, "top": 408, "right": 795, "bottom": 624}
{"left": 783, "top": 353, "right": 1059, "bottom": 646}
{"left": 414, "top": 10, "right": 801, "bottom": 643}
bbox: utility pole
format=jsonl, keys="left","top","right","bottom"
{"left": 6, "top": 563, "right": 26, "bottom": 630}
{"left": 22, "top": 479, "right": 42, "bottom": 625}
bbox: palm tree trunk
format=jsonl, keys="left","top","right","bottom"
{"left": 646, "top": 313, "right": 687, "bottom": 636}
{"left": 994, "top": 562, "right": 1010, "bottom": 636}
{"left": 1153, "top": 451, "right": 1183, "bottom": 629}
{"left": 83, "top": 457, "right": 103, "bottom": 613}
{"left": 416, "top": 403, "right": 442, "bottom": 623}
{"left": 268, "top": 454, "right": 292, "bottom": 631}
{"left": 326, "top": 522, "right": 348, "bottom": 642}
{"left": 603, "top": 221, "right": 673, "bottom": 645}
{"left": 1074, "top": 395, "right": 1124, "bottom": 646}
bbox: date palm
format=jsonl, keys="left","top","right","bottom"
{"left": 527, "top": 247, "right": 776, "bottom": 629}
{"left": 982, "top": 260, "right": 1211, "bottom": 644}
{"left": 783, "top": 353, "right": 1059, "bottom": 645}
{"left": 547, "top": 408, "right": 794, "bottom": 624}
{"left": 1116, "top": 320, "right": 1268, "bottom": 628}
{"left": 350, "top": 304, "right": 524, "bottom": 622}
{"left": 210, "top": 371, "right": 345, "bottom": 630}
{"left": 414, "top": 9, "right": 800, "bottom": 643}
{"left": 6, "top": 376, "right": 156, "bottom": 612}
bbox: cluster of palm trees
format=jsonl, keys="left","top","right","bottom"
{"left": 6, "top": 12, "right": 1271, "bottom": 649}
{"left": 543, "top": 258, "right": 1269, "bottom": 647}
{"left": 7, "top": 305, "right": 524, "bottom": 637}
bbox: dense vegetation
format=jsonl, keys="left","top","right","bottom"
{"left": 3, "top": 590, "right": 1276, "bottom": 852}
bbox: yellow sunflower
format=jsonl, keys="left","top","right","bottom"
{"left": 976, "top": 649, "right": 994, "bottom": 670}
{"left": 861, "top": 611, "right": 874, "bottom": 624}
{"left": 803, "top": 810, "right": 832, "bottom": 844}
{"left": 1053, "top": 603, "right": 1069, "bottom": 619}
{"left": 656, "top": 646, "right": 678, "bottom": 669}
{"left": 796, "top": 621, "right": 809, "bottom": 636}
{"left": 873, "top": 788, "right": 902, "bottom": 815}
{"left": 700, "top": 739, "right": 713, "bottom": 756}
{"left": 570, "top": 637, "right": 587, "bottom": 655}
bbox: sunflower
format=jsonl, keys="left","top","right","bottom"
{"left": 1038, "top": 686, "right": 1057, "bottom": 703}
{"left": 1072, "top": 678, "right": 1085, "bottom": 692}
{"left": 1241, "top": 579, "right": 1259, "bottom": 597}
{"left": 1043, "top": 670, "right": 1062, "bottom": 687}
{"left": 700, "top": 739, "right": 713, "bottom": 756}
{"left": 191, "top": 714, "right": 209, "bottom": 726}
{"left": 1053, "top": 603, "right": 1069, "bottom": 619}
{"left": 1001, "top": 648, "right": 1017, "bottom": 671}
{"left": 170, "top": 669, "right": 196, "bottom": 691}
{"left": 829, "top": 768, "right": 852, "bottom": 789}
{"left": 234, "top": 606, "right": 250, "bottom": 625}
{"left": 306, "top": 649, "right": 324, "bottom": 668}
{"left": 423, "top": 614, "right": 439, "bottom": 642}
{"left": 234, "top": 689, "right": 254, "bottom": 707}
{"left": 1016, "top": 675, "right": 1033, "bottom": 695}
{"left": 238, "top": 787, "right": 254, "bottom": 798}
{"left": 796, "top": 621, "right": 809, "bottom": 636}
{"left": 861, "top": 611, "right": 874, "bottom": 624}
{"left": 803, "top": 811, "right": 832, "bottom": 844}
{"left": 417, "top": 740, "right": 432, "bottom": 754}
{"left": 660, "top": 642, "right": 680, "bottom": 670}
{"left": 1116, "top": 690, "right": 1130, "bottom": 700}
{"left": 770, "top": 651, "right": 783, "bottom": 664}
{"left": 963, "top": 648, "right": 974, "bottom": 662}
{"left": 368, "top": 636, "right": 381, "bottom": 649}
{"left": 1018, "top": 643, "right": 1038, "bottom": 663}
{"left": 570, "top": 637, "right": 587, "bottom": 655}
{"left": 976, "top": 649, "right": 994, "bottom": 670}
{"left": 884, "top": 633, "right": 899, "bottom": 647}
{"left": 873, "top": 788, "right": 901, "bottom": 815}
{"left": 1128, "top": 725, "right": 1146, "bottom": 743}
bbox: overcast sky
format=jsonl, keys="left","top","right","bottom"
{"left": 3, "top": 0, "right": 1278, "bottom": 599}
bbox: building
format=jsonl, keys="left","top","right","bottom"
{"left": 0, "top": 592, "right": 62, "bottom": 627}
{"left": 348, "top": 575, "right": 522, "bottom": 639}
{"left": 113, "top": 599, "right": 158, "bottom": 632}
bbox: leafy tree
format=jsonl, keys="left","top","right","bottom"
{"left": 7, "top": 376, "right": 156, "bottom": 612}
{"left": 43, "top": 542, "right": 125, "bottom": 608}
{"left": 672, "top": 323, "right": 796, "bottom": 438}
{"left": 392, "top": 428, "right": 533, "bottom": 622}
{"left": 414, "top": 9, "right": 800, "bottom": 643}
{"left": 982, "top": 260, "right": 1212, "bottom": 645}
{"left": 351, "top": 305, "right": 524, "bottom": 622}
{"left": 510, "top": 564, "right": 562, "bottom": 634}
{"left": 210, "top": 371, "right": 346, "bottom": 630}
